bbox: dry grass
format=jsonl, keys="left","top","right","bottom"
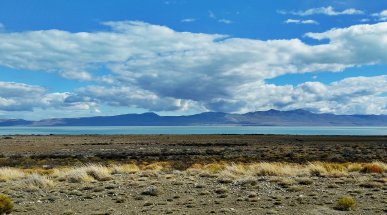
{"left": 0, "top": 161, "right": 385, "bottom": 186}
{"left": 55, "top": 164, "right": 111, "bottom": 182}
{"left": 83, "top": 164, "right": 112, "bottom": 181}
{"left": 141, "top": 162, "right": 170, "bottom": 171}
{"left": 360, "top": 162, "right": 385, "bottom": 174}
{"left": 18, "top": 174, "right": 54, "bottom": 188}
{"left": 55, "top": 168, "right": 94, "bottom": 183}
{"left": 0, "top": 168, "right": 25, "bottom": 181}
{"left": 187, "top": 161, "right": 386, "bottom": 178}
{"left": 111, "top": 164, "right": 140, "bottom": 174}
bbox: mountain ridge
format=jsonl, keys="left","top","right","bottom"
{"left": 1, "top": 109, "right": 387, "bottom": 126}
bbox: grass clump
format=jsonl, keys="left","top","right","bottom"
{"left": 19, "top": 174, "right": 54, "bottom": 188}
{"left": 335, "top": 196, "right": 356, "bottom": 211}
{"left": 0, "top": 167, "right": 25, "bottom": 182}
{"left": 55, "top": 168, "right": 93, "bottom": 183}
{"left": 83, "top": 164, "right": 112, "bottom": 181}
{"left": 0, "top": 194, "right": 13, "bottom": 214}
{"left": 361, "top": 162, "right": 384, "bottom": 174}
{"left": 111, "top": 164, "right": 140, "bottom": 174}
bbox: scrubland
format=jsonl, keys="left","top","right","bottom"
{"left": 0, "top": 161, "right": 386, "bottom": 214}
{"left": 0, "top": 135, "right": 386, "bottom": 214}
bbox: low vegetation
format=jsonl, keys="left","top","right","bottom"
{"left": 187, "top": 161, "right": 385, "bottom": 178}
{"left": 0, "top": 194, "right": 13, "bottom": 214}
{"left": 0, "top": 161, "right": 385, "bottom": 183}
{"left": 335, "top": 196, "right": 356, "bottom": 211}
{"left": 0, "top": 161, "right": 385, "bottom": 214}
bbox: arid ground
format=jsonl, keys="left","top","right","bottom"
{"left": 0, "top": 135, "right": 386, "bottom": 214}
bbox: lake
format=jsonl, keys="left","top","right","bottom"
{"left": 0, "top": 126, "right": 386, "bottom": 135}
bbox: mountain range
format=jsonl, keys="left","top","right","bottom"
{"left": 1, "top": 109, "right": 387, "bottom": 126}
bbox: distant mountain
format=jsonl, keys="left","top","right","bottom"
{"left": 0, "top": 119, "right": 32, "bottom": 126}
{"left": 1, "top": 109, "right": 387, "bottom": 126}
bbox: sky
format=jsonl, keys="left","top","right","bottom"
{"left": 0, "top": 0, "right": 387, "bottom": 120}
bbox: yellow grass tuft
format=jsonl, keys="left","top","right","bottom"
{"left": 111, "top": 164, "right": 140, "bottom": 174}
{"left": 55, "top": 164, "right": 113, "bottom": 182}
{"left": 0, "top": 167, "right": 26, "bottom": 181}
{"left": 55, "top": 167, "right": 94, "bottom": 183}
{"left": 83, "top": 164, "right": 112, "bottom": 181}
{"left": 141, "top": 162, "right": 169, "bottom": 171}
{"left": 361, "top": 162, "right": 385, "bottom": 174}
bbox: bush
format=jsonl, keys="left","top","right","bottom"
{"left": 361, "top": 163, "right": 384, "bottom": 174}
{"left": 0, "top": 194, "right": 13, "bottom": 214}
{"left": 335, "top": 196, "right": 356, "bottom": 211}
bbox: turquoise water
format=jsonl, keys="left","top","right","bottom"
{"left": 0, "top": 126, "right": 386, "bottom": 135}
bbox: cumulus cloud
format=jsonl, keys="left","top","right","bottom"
{"left": 279, "top": 6, "right": 364, "bottom": 16}
{"left": 0, "top": 82, "right": 97, "bottom": 112}
{"left": 372, "top": 10, "right": 387, "bottom": 21}
{"left": 285, "top": 19, "right": 319, "bottom": 25}
{"left": 74, "top": 86, "right": 193, "bottom": 112}
{"left": 0, "top": 21, "right": 387, "bottom": 114}
{"left": 258, "top": 76, "right": 387, "bottom": 115}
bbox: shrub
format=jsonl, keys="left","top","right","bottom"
{"left": 361, "top": 163, "right": 384, "bottom": 174}
{"left": 335, "top": 196, "right": 356, "bottom": 211}
{"left": 141, "top": 186, "right": 160, "bottom": 196}
{"left": 0, "top": 194, "right": 13, "bottom": 214}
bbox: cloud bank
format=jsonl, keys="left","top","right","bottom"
{"left": 0, "top": 21, "right": 387, "bottom": 116}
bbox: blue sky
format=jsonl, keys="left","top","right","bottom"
{"left": 0, "top": 0, "right": 386, "bottom": 119}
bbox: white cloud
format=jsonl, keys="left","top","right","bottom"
{"left": 0, "top": 21, "right": 387, "bottom": 114}
{"left": 0, "top": 82, "right": 97, "bottom": 112}
{"left": 285, "top": 19, "right": 319, "bottom": 25}
{"left": 181, "top": 18, "right": 196, "bottom": 23}
{"left": 59, "top": 70, "right": 93, "bottom": 81}
{"left": 208, "top": 11, "right": 233, "bottom": 24}
{"left": 280, "top": 6, "right": 364, "bottom": 16}
{"left": 236, "top": 75, "right": 387, "bottom": 115}
{"left": 372, "top": 10, "right": 387, "bottom": 21}
{"left": 75, "top": 86, "right": 193, "bottom": 112}
{"left": 360, "top": 18, "right": 370, "bottom": 23}
{"left": 218, "top": 19, "right": 233, "bottom": 24}
{"left": 0, "top": 81, "right": 97, "bottom": 112}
